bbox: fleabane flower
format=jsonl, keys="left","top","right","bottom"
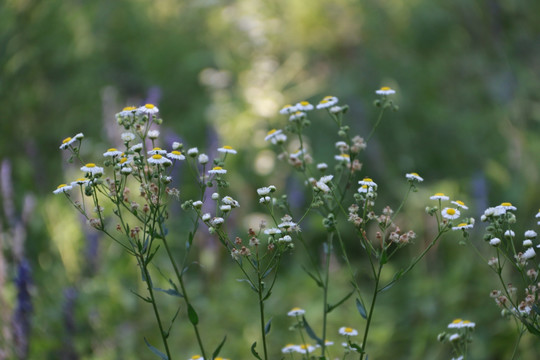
{"left": 357, "top": 185, "right": 374, "bottom": 194}
{"left": 264, "top": 129, "right": 283, "bottom": 142}
{"left": 287, "top": 307, "right": 305, "bottom": 316}
{"left": 504, "top": 230, "right": 515, "bottom": 238}
{"left": 442, "top": 207, "right": 460, "bottom": 220}
{"left": 525, "top": 230, "right": 537, "bottom": 239}
{"left": 334, "top": 153, "right": 350, "bottom": 162}
{"left": 59, "top": 136, "right": 77, "bottom": 150}
{"left": 500, "top": 202, "right": 517, "bottom": 211}
{"left": 295, "top": 101, "right": 314, "bottom": 111}
{"left": 430, "top": 193, "right": 449, "bottom": 201}
{"left": 148, "top": 154, "right": 172, "bottom": 166}
{"left": 289, "top": 111, "right": 306, "bottom": 121}
{"left": 53, "top": 184, "right": 72, "bottom": 194}
{"left": 452, "top": 223, "right": 473, "bottom": 231}
{"left": 187, "top": 147, "right": 199, "bottom": 157}
{"left": 405, "top": 172, "right": 423, "bottom": 182}
{"left": 523, "top": 248, "right": 536, "bottom": 260}
{"left": 317, "top": 163, "right": 328, "bottom": 171}
{"left": 148, "top": 147, "right": 167, "bottom": 155}
{"left": 198, "top": 154, "right": 209, "bottom": 164}
{"left": 208, "top": 166, "right": 227, "bottom": 174}
{"left": 116, "top": 106, "right": 137, "bottom": 118}
{"left": 257, "top": 187, "right": 272, "bottom": 196}
{"left": 264, "top": 228, "right": 281, "bottom": 235}
{"left": 338, "top": 327, "right": 358, "bottom": 336}
{"left": 188, "top": 355, "right": 204, "bottom": 360}
{"left": 218, "top": 145, "right": 237, "bottom": 154}
{"left": 316, "top": 96, "right": 339, "bottom": 109}
{"left": 130, "top": 143, "right": 143, "bottom": 152}
{"left": 281, "top": 344, "right": 297, "bottom": 354}
{"left": 103, "top": 148, "right": 123, "bottom": 157}
{"left": 489, "top": 238, "right": 501, "bottom": 246}
{"left": 451, "top": 200, "right": 468, "bottom": 209}
{"left": 71, "top": 178, "right": 90, "bottom": 187}
{"left": 138, "top": 104, "right": 159, "bottom": 115}
{"left": 279, "top": 104, "right": 297, "bottom": 115}
{"left": 121, "top": 132, "right": 136, "bottom": 142}
{"left": 167, "top": 151, "right": 185, "bottom": 161}
{"left": 81, "top": 163, "right": 104, "bottom": 176}
{"left": 296, "top": 344, "right": 316, "bottom": 354}
{"left": 359, "top": 177, "right": 377, "bottom": 187}
{"left": 147, "top": 130, "right": 160, "bottom": 139}
{"left": 376, "top": 86, "right": 396, "bottom": 95}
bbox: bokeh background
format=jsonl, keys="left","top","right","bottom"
{"left": 2, "top": 0, "right": 540, "bottom": 358}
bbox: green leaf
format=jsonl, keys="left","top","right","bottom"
{"left": 301, "top": 265, "right": 323, "bottom": 288}
{"left": 187, "top": 304, "right": 199, "bottom": 325}
{"left": 265, "top": 318, "right": 272, "bottom": 335}
{"left": 262, "top": 290, "right": 272, "bottom": 301}
{"left": 327, "top": 289, "right": 354, "bottom": 313}
{"left": 237, "top": 278, "right": 257, "bottom": 292}
{"left": 262, "top": 266, "right": 274, "bottom": 279}
{"left": 130, "top": 289, "right": 151, "bottom": 303}
{"left": 153, "top": 286, "right": 182, "bottom": 297}
{"left": 145, "top": 245, "right": 161, "bottom": 265}
{"left": 188, "top": 231, "right": 194, "bottom": 247}
{"left": 303, "top": 316, "right": 323, "bottom": 347}
{"left": 532, "top": 304, "right": 540, "bottom": 316}
{"left": 212, "top": 335, "right": 227, "bottom": 359}
{"left": 165, "top": 307, "right": 181, "bottom": 339}
{"left": 144, "top": 338, "right": 168, "bottom": 360}
{"left": 356, "top": 298, "right": 367, "bottom": 319}
{"left": 380, "top": 250, "right": 388, "bottom": 264}
{"left": 250, "top": 341, "right": 263, "bottom": 360}
{"left": 379, "top": 270, "right": 403, "bottom": 292}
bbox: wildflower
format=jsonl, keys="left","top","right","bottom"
{"left": 489, "top": 238, "right": 501, "bottom": 247}
{"left": 500, "top": 202, "right": 517, "bottom": 211}
{"left": 148, "top": 147, "right": 167, "bottom": 155}
{"left": 359, "top": 177, "right": 377, "bottom": 187}
{"left": 249, "top": 237, "right": 260, "bottom": 246}
{"left": 147, "top": 130, "right": 160, "bottom": 139}
{"left": 116, "top": 106, "right": 137, "bottom": 118}
{"left": 218, "top": 145, "right": 237, "bottom": 154}
{"left": 210, "top": 217, "right": 224, "bottom": 227}
{"left": 264, "top": 228, "right": 281, "bottom": 235}
{"left": 172, "top": 141, "right": 182, "bottom": 150}
{"left": 339, "top": 327, "right": 358, "bottom": 336}
{"left": 296, "top": 344, "right": 316, "bottom": 354}
{"left": 376, "top": 86, "right": 396, "bottom": 95}
{"left": 264, "top": 129, "right": 282, "bottom": 142}
{"left": 525, "top": 230, "right": 537, "bottom": 239}
{"left": 167, "top": 151, "right": 185, "bottom": 161}
{"left": 287, "top": 307, "right": 305, "bottom": 316}
{"left": 259, "top": 196, "right": 271, "bottom": 204}
{"left": 81, "top": 163, "right": 104, "bottom": 176}
{"left": 208, "top": 166, "right": 227, "bottom": 174}
{"left": 188, "top": 355, "right": 204, "bottom": 360}
{"left": 212, "top": 193, "right": 219, "bottom": 200}
{"left": 523, "top": 240, "right": 533, "bottom": 247}
{"left": 279, "top": 104, "right": 297, "bottom": 115}
{"left": 148, "top": 154, "right": 172, "bottom": 166}
{"left": 317, "top": 163, "right": 328, "bottom": 171}
{"left": 316, "top": 96, "right": 339, "bottom": 109}
{"left": 121, "top": 132, "right": 136, "bottom": 142}
{"left": 193, "top": 200, "right": 203, "bottom": 208}
{"left": 187, "top": 147, "right": 199, "bottom": 157}
{"left": 59, "top": 134, "right": 83, "bottom": 150}
{"left": 138, "top": 104, "right": 159, "bottom": 115}
{"left": 451, "top": 200, "right": 468, "bottom": 209}
{"left": 335, "top": 141, "right": 348, "bottom": 151}
{"left": 71, "top": 178, "right": 90, "bottom": 186}
{"left": 357, "top": 185, "right": 374, "bottom": 194}
{"left": 278, "top": 235, "right": 292, "bottom": 242}
{"left": 281, "top": 344, "right": 297, "bottom": 354}
{"left": 222, "top": 196, "right": 240, "bottom": 207}
{"left": 53, "top": 184, "right": 72, "bottom": 194}
{"left": 198, "top": 154, "right": 209, "bottom": 164}
{"left": 442, "top": 208, "right": 460, "bottom": 220}
{"left": 330, "top": 105, "right": 345, "bottom": 113}
{"left": 405, "top": 172, "right": 423, "bottom": 182}
{"left": 103, "top": 148, "right": 123, "bottom": 157}
{"left": 430, "top": 193, "right": 449, "bottom": 201}
{"left": 295, "top": 101, "right": 314, "bottom": 111}
{"left": 121, "top": 167, "right": 132, "bottom": 174}
{"left": 449, "top": 333, "right": 460, "bottom": 342}
{"left": 130, "top": 143, "right": 143, "bottom": 152}
{"left": 289, "top": 111, "right": 306, "bottom": 121}
{"left": 452, "top": 223, "right": 473, "bottom": 231}
{"left": 316, "top": 181, "right": 330, "bottom": 193}
{"left": 523, "top": 248, "right": 536, "bottom": 260}
{"left": 201, "top": 213, "right": 211, "bottom": 221}
{"left": 334, "top": 153, "right": 350, "bottom": 162}
{"left": 220, "top": 204, "right": 231, "bottom": 212}
{"left": 271, "top": 133, "right": 287, "bottom": 144}
{"left": 257, "top": 187, "right": 272, "bottom": 196}
{"left": 504, "top": 230, "right": 515, "bottom": 238}
{"left": 447, "top": 319, "right": 463, "bottom": 328}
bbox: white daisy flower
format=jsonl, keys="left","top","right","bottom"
{"left": 121, "top": 132, "right": 136, "bottom": 142}
{"left": 461, "top": 320, "right": 475, "bottom": 328}
{"left": 317, "top": 163, "right": 328, "bottom": 171}
{"left": 129, "top": 143, "right": 143, "bottom": 152}
{"left": 148, "top": 147, "right": 167, "bottom": 155}
{"left": 59, "top": 136, "right": 79, "bottom": 150}
{"left": 103, "top": 148, "right": 123, "bottom": 157}
{"left": 120, "top": 167, "right": 132, "bottom": 174}
{"left": 504, "top": 230, "right": 515, "bottom": 238}
{"left": 442, "top": 207, "right": 460, "bottom": 220}
{"left": 289, "top": 111, "right": 306, "bottom": 121}
{"left": 448, "top": 319, "right": 463, "bottom": 328}
{"left": 208, "top": 166, "right": 227, "bottom": 174}
{"left": 316, "top": 96, "right": 339, "bottom": 109}
{"left": 430, "top": 193, "right": 449, "bottom": 201}
{"left": 188, "top": 355, "right": 204, "bottom": 360}
{"left": 536, "top": 209, "right": 540, "bottom": 218}
{"left": 405, "top": 172, "right": 424, "bottom": 182}
{"left": 259, "top": 196, "right": 271, "bottom": 204}
{"left": 138, "top": 104, "right": 159, "bottom": 115}
{"left": 296, "top": 344, "right": 316, "bottom": 354}
{"left": 278, "top": 235, "right": 292, "bottom": 242}
{"left": 81, "top": 163, "right": 104, "bottom": 175}
{"left": 218, "top": 145, "right": 237, "bottom": 154}
{"left": 452, "top": 223, "right": 473, "bottom": 231}
{"left": 172, "top": 141, "right": 182, "bottom": 150}
{"left": 287, "top": 307, "right": 305, "bottom": 316}
{"left": 500, "top": 202, "right": 517, "bottom": 211}
{"left": 525, "top": 230, "right": 537, "bottom": 239}
{"left": 489, "top": 238, "right": 501, "bottom": 246}
{"left": 187, "top": 147, "right": 199, "bottom": 157}
{"left": 451, "top": 200, "right": 468, "bottom": 209}
{"left": 357, "top": 185, "right": 374, "bottom": 194}
{"left": 376, "top": 86, "right": 396, "bottom": 95}
{"left": 281, "top": 344, "right": 297, "bottom": 354}
{"left": 523, "top": 239, "right": 533, "bottom": 247}
{"left": 279, "top": 104, "right": 297, "bottom": 115}
{"left": 71, "top": 178, "right": 90, "bottom": 186}
{"left": 359, "top": 177, "right": 377, "bottom": 187}
{"left": 210, "top": 217, "right": 224, "bottom": 226}
{"left": 222, "top": 196, "right": 239, "bottom": 207}
{"left": 334, "top": 153, "right": 350, "bottom": 162}
{"left": 264, "top": 129, "right": 282, "bottom": 142}
{"left": 264, "top": 228, "right": 281, "bottom": 235}
{"left": 523, "top": 248, "right": 536, "bottom": 259}
{"left": 220, "top": 204, "right": 231, "bottom": 212}
{"left": 201, "top": 213, "right": 211, "bottom": 221}
{"left": 148, "top": 154, "right": 172, "bottom": 166}
{"left": 198, "top": 154, "right": 209, "bottom": 164}
{"left": 116, "top": 106, "right": 137, "bottom": 118}
{"left": 192, "top": 200, "right": 203, "bottom": 208}
{"left": 295, "top": 101, "right": 314, "bottom": 111}
{"left": 53, "top": 184, "right": 72, "bottom": 194}
{"left": 147, "top": 130, "right": 160, "bottom": 139}
{"left": 449, "top": 333, "right": 460, "bottom": 342}
{"left": 316, "top": 181, "right": 330, "bottom": 193}
{"left": 257, "top": 187, "right": 272, "bottom": 196}
{"left": 167, "top": 151, "right": 185, "bottom": 161}
{"left": 330, "top": 105, "right": 344, "bottom": 113}
{"left": 338, "top": 327, "right": 358, "bottom": 336}
{"left": 211, "top": 193, "right": 219, "bottom": 200}
{"left": 271, "top": 133, "right": 287, "bottom": 144}
{"left": 320, "top": 175, "right": 334, "bottom": 183}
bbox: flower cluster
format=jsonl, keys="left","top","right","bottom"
{"left": 437, "top": 318, "right": 476, "bottom": 360}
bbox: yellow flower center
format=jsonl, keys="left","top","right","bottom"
{"left": 344, "top": 327, "right": 353, "bottom": 333}
{"left": 62, "top": 137, "right": 72, "bottom": 144}
{"left": 361, "top": 185, "right": 368, "bottom": 189}
{"left": 501, "top": 202, "right": 512, "bottom": 207}
{"left": 380, "top": 86, "right": 391, "bottom": 91}
{"left": 455, "top": 200, "right": 465, "bottom": 206}
{"left": 171, "top": 151, "right": 181, "bottom": 155}
{"left": 446, "top": 209, "right": 456, "bottom": 215}
{"left": 462, "top": 320, "right": 471, "bottom": 324}
{"left": 152, "top": 155, "right": 163, "bottom": 159}
{"left": 363, "top": 178, "right": 373, "bottom": 182}
{"left": 123, "top": 106, "right": 136, "bottom": 111}
{"left": 451, "top": 319, "right": 462, "bottom": 324}
{"left": 291, "top": 307, "right": 302, "bottom": 311}
{"left": 223, "top": 145, "right": 233, "bottom": 149}
{"left": 75, "top": 178, "right": 86, "bottom": 182}
{"left": 324, "top": 95, "right": 334, "bottom": 99}
{"left": 85, "top": 163, "right": 96, "bottom": 168}
{"left": 299, "top": 101, "right": 309, "bottom": 106}
{"left": 282, "top": 104, "right": 293, "bottom": 109}
{"left": 144, "top": 104, "right": 155, "bottom": 109}
{"left": 342, "top": 154, "right": 350, "bottom": 158}
{"left": 107, "top": 148, "right": 117, "bottom": 152}
{"left": 434, "top": 192, "right": 445, "bottom": 197}
{"left": 267, "top": 129, "right": 277, "bottom": 135}
{"left": 119, "top": 157, "right": 128, "bottom": 164}
{"left": 411, "top": 172, "right": 419, "bottom": 176}
{"left": 57, "top": 184, "right": 67, "bottom": 189}
{"left": 319, "top": 99, "right": 329, "bottom": 104}
{"left": 212, "top": 166, "right": 223, "bottom": 170}
{"left": 192, "top": 356, "right": 201, "bottom": 360}
{"left": 152, "top": 147, "right": 162, "bottom": 151}
{"left": 456, "top": 223, "right": 467, "bottom": 227}
{"left": 299, "top": 344, "right": 311, "bottom": 349}
{"left": 295, "top": 111, "right": 302, "bottom": 115}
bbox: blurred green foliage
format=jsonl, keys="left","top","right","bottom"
{"left": 2, "top": 0, "right": 540, "bottom": 358}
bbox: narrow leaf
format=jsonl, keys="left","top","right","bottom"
{"left": 145, "top": 245, "right": 161, "bottom": 265}
{"left": 166, "top": 307, "right": 181, "bottom": 339}
{"left": 250, "top": 341, "right": 262, "bottom": 360}
{"left": 212, "top": 335, "right": 227, "bottom": 359}
{"left": 153, "top": 286, "right": 182, "bottom": 297}
{"left": 327, "top": 289, "right": 355, "bottom": 313}
{"left": 237, "top": 278, "right": 257, "bottom": 292}
{"left": 303, "top": 316, "right": 323, "bottom": 347}
{"left": 144, "top": 338, "right": 168, "bottom": 360}
{"left": 262, "top": 290, "right": 272, "bottom": 301}
{"left": 265, "top": 318, "right": 272, "bottom": 335}
{"left": 380, "top": 250, "right": 388, "bottom": 264}
{"left": 187, "top": 304, "right": 199, "bottom": 325}
{"left": 130, "top": 289, "right": 151, "bottom": 303}
{"left": 379, "top": 270, "right": 403, "bottom": 292}
{"left": 356, "top": 298, "right": 367, "bottom": 319}
{"left": 301, "top": 265, "right": 323, "bottom": 288}
{"left": 262, "top": 266, "right": 274, "bottom": 279}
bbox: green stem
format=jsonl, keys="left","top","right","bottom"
{"left": 321, "top": 232, "right": 334, "bottom": 356}
{"left": 256, "top": 248, "right": 269, "bottom": 360}
{"left": 366, "top": 108, "right": 385, "bottom": 143}
{"left": 359, "top": 261, "right": 383, "bottom": 360}
{"left": 510, "top": 326, "right": 525, "bottom": 360}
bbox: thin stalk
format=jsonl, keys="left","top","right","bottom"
{"left": 366, "top": 108, "right": 385, "bottom": 143}
{"left": 359, "top": 261, "right": 383, "bottom": 360}
{"left": 321, "top": 232, "right": 334, "bottom": 356}
{"left": 510, "top": 325, "right": 525, "bottom": 360}
{"left": 256, "top": 248, "right": 269, "bottom": 360}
